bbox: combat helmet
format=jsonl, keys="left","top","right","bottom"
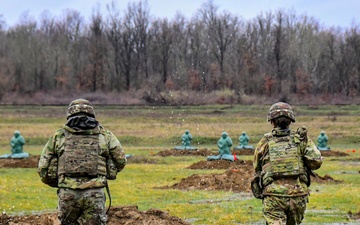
{"left": 267, "top": 102, "right": 295, "bottom": 122}
{"left": 66, "top": 98, "right": 95, "bottom": 118}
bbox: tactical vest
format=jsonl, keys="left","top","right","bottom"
{"left": 58, "top": 131, "right": 107, "bottom": 178}
{"left": 261, "top": 132, "right": 305, "bottom": 181}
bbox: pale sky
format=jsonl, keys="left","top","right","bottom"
{"left": 1, "top": 0, "right": 359, "bottom": 29}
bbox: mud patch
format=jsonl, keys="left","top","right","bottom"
{"left": 312, "top": 174, "right": 343, "bottom": 184}
{"left": 186, "top": 159, "right": 252, "bottom": 170}
{"left": 0, "top": 206, "right": 190, "bottom": 225}
{"left": 154, "top": 148, "right": 215, "bottom": 157}
{"left": 232, "top": 149, "right": 254, "bottom": 155}
{"left": 127, "top": 155, "right": 165, "bottom": 164}
{"left": 348, "top": 210, "right": 360, "bottom": 220}
{"left": 0, "top": 212, "right": 59, "bottom": 225}
{"left": 320, "top": 150, "right": 349, "bottom": 157}
{"left": 0, "top": 155, "right": 39, "bottom": 168}
{"left": 330, "top": 157, "right": 360, "bottom": 161}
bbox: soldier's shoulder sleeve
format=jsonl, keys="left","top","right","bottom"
{"left": 37, "top": 128, "right": 64, "bottom": 188}
{"left": 253, "top": 134, "right": 270, "bottom": 172}
{"left": 303, "top": 138, "right": 323, "bottom": 170}
{"left": 101, "top": 127, "right": 127, "bottom": 172}
{"left": 263, "top": 132, "right": 273, "bottom": 141}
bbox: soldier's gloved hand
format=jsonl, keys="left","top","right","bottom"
{"left": 296, "top": 126, "right": 308, "bottom": 140}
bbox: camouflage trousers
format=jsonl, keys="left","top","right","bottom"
{"left": 262, "top": 195, "right": 308, "bottom": 225}
{"left": 57, "top": 188, "right": 107, "bottom": 225}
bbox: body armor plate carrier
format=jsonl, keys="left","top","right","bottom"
{"left": 262, "top": 134, "right": 305, "bottom": 180}
{"left": 58, "top": 131, "right": 107, "bottom": 178}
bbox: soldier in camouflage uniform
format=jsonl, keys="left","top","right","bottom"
{"left": 38, "top": 99, "right": 127, "bottom": 225}
{"left": 252, "top": 102, "right": 323, "bottom": 225}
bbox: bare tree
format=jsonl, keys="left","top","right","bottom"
{"left": 199, "top": 0, "right": 239, "bottom": 89}
{"left": 132, "top": 0, "right": 151, "bottom": 83}
{"left": 185, "top": 17, "right": 211, "bottom": 91}
{"left": 54, "top": 9, "right": 86, "bottom": 91}
{"left": 149, "top": 18, "right": 174, "bottom": 86}
{"left": 87, "top": 8, "right": 107, "bottom": 92}
{"left": 2, "top": 2, "right": 360, "bottom": 103}
{"left": 0, "top": 15, "right": 11, "bottom": 99}
{"left": 106, "top": 1, "right": 123, "bottom": 91}
{"left": 7, "top": 13, "right": 39, "bottom": 94}
{"left": 344, "top": 25, "right": 360, "bottom": 96}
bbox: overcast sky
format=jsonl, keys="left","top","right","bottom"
{"left": 1, "top": 0, "right": 359, "bottom": 29}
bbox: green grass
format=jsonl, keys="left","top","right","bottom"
{"left": 0, "top": 105, "right": 360, "bottom": 224}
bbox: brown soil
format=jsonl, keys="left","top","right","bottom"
{"left": 154, "top": 148, "right": 216, "bottom": 157}
{"left": 126, "top": 155, "right": 165, "bottom": 164}
{"left": 232, "top": 149, "right": 255, "bottom": 155}
{"left": 348, "top": 210, "right": 360, "bottom": 220}
{"left": 166, "top": 160, "right": 254, "bottom": 193}
{"left": 187, "top": 159, "right": 252, "bottom": 170}
{"left": 161, "top": 160, "right": 341, "bottom": 193}
{"left": 320, "top": 150, "right": 349, "bottom": 157}
{"left": 0, "top": 206, "right": 190, "bottom": 225}
{"left": 0, "top": 155, "right": 39, "bottom": 168}
{"left": 107, "top": 206, "right": 190, "bottom": 225}
{"left": 330, "top": 157, "right": 360, "bottom": 161}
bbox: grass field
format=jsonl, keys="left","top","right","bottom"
{"left": 0, "top": 104, "right": 359, "bottom": 224}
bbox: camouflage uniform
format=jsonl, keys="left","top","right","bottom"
{"left": 38, "top": 99, "right": 127, "bottom": 225}
{"left": 252, "top": 102, "right": 323, "bottom": 225}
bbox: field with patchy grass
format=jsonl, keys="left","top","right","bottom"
{"left": 0, "top": 104, "right": 359, "bottom": 224}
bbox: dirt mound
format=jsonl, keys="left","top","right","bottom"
{"left": 0, "top": 212, "right": 59, "bottom": 225}
{"left": 127, "top": 155, "right": 165, "bottom": 164}
{"left": 320, "top": 150, "right": 349, "bottom": 157}
{"left": 232, "top": 149, "right": 255, "bottom": 155}
{"left": 0, "top": 206, "right": 190, "bottom": 225}
{"left": 154, "top": 148, "right": 215, "bottom": 157}
{"left": 312, "top": 174, "right": 342, "bottom": 184}
{"left": 107, "top": 206, "right": 190, "bottom": 225}
{"left": 0, "top": 155, "right": 39, "bottom": 168}
{"left": 161, "top": 160, "right": 340, "bottom": 193}
{"left": 187, "top": 159, "right": 252, "bottom": 170}
{"left": 162, "top": 160, "right": 254, "bottom": 193}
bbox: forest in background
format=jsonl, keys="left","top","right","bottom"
{"left": 0, "top": 0, "right": 360, "bottom": 105}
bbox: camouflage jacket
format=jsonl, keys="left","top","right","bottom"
{"left": 38, "top": 125, "right": 126, "bottom": 189}
{"left": 253, "top": 127, "right": 323, "bottom": 197}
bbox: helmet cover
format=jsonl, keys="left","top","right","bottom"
{"left": 66, "top": 98, "right": 95, "bottom": 118}
{"left": 267, "top": 102, "right": 295, "bottom": 122}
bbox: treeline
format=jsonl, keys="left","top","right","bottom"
{"left": 0, "top": 0, "right": 360, "bottom": 103}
